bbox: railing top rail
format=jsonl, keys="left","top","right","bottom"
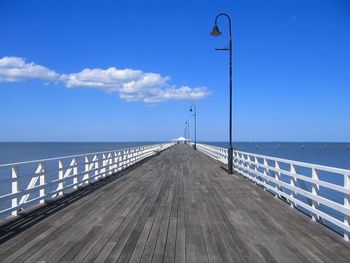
{"left": 197, "top": 143, "right": 227, "bottom": 151}
{"left": 235, "top": 149, "right": 350, "bottom": 175}
{"left": 0, "top": 143, "right": 167, "bottom": 168}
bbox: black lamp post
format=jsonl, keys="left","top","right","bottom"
{"left": 211, "top": 13, "right": 233, "bottom": 174}
{"left": 185, "top": 120, "right": 190, "bottom": 140}
{"left": 190, "top": 105, "right": 197, "bottom": 150}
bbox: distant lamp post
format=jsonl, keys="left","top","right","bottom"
{"left": 211, "top": 13, "right": 233, "bottom": 174}
{"left": 185, "top": 120, "right": 190, "bottom": 140}
{"left": 190, "top": 105, "right": 197, "bottom": 150}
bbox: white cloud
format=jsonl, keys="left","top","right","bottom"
{"left": 0, "top": 56, "right": 58, "bottom": 82}
{"left": 0, "top": 56, "right": 210, "bottom": 103}
{"left": 62, "top": 68, "right": 209, "bottom": 103}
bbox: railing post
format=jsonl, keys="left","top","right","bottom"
{"left": 101, "top": 154, "right": 106, "bottom": 178}
{"left": 132, "top": 149, "right": 136, "bottom": 165}
{"left": 11, "top": 166, "right": 19, "bottom": 216}
{"left": 93, "top": 155, "right": 99, "bottom": 181}
{"left": 58, "top": 160, "right": 64, "bottom": 195}
{"left": 117, "top": 152, "right": 122, "bottom": 172}
{"left": 135, "top": 148, "right": 140, "bottom": 162}
{"left": 113, "top": 152, "right": 118, "bottom": 173}
{"left": 253, "top": 156, "right": 259, "bottom": 184}
{"left": 274, "top": 161, "right": 282, "bottom": 198}
{"left": 123, "top": 151, "right": 127, "bottom": 169}
{"left": 242, "top": 154, "right": 250, "bottom": 178}
{"left": 289, "top": 164, "right": 298, "bottom": 208}
{"left": 39, "top": 163, "right": 46, "bottom": 203}
{"left": 262, "top": 158, "right": 269, "bottom": 190}
{"left": 72, "top": 158, "right": 78, "bottom": 190}
{"left": 107, "top": 153, "right": 112, "bottom": 176}
{"left": 83, "top": 156, "right": 90, "bottom": 185}
{"left": 311, "top": 168, "right": 320, "bottom": 221}
{"left": 344, "top": 173, "right": 350, "bottom": 241}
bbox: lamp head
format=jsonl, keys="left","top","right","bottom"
{"left": 210, "top": 25, "right": 222, "bottom": 36}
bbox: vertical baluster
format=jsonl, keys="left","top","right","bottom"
{"left": 243, "top": 154, "right": 249, "bottom": 178}
{"left": 117, "top": 152, "right": 122, "bottom": 172}
{"left": 136, "top": 148, "right": 140, "bottom": 162}
{"left": 72, "top": 158, "right": 78, "bottom": 190}
{"left": 83, "top": 156, "right": 90, "bottom": 185}
{"left": 11, "top": 166, "right": 19, "bottom": 216}
{"left": 237, "top": 152, "right": 242, "bottom": 174}
{"left": 289, "top": 164, "right": 298, "bottom": 208}
{"left": 130, "top": 149, "right": 134, "bottom": 165}
{"left": 131, "top": 149, "right": 135, "bottom": 165}
{"left": 137, "top": 148, "right": 141, "bottom": 162}
{"left": 107, "top": 153, "right": 111, "bottom": 176}
{"left": 311, "top": 168, "right": 320, "bottom": 221}
{"left": 136, "top": 147, "right": 141, "bottom": 162}
{"left": 109, "top": 153, "right": 113, "bottom": 175}
{"left": 39, "top": 163, "right": 46, "bottom": 203}
{"left": 113, "top": 152, "right": 118, "bottom": 173}
{"left": 232, "top": 151, "right": 236, "bottom": 171}
{"left": 262, "top": 158, "right": 269, "bottom": 190}
{"left": 129, "top": 149, "right": 133, "bottom": 165}
{"left": 247, "top": 154, "right": 252, "bottom": 178}
{"left": 123, "top": 150, "right": 127, "bottom": 169}
{"left": 94, "top": 155, "right": 99, "bottom": 181}
{"left": 274, "top": 161, "right": 282, "bottom": 198}
{"left": 125, "top": 150, "right": 129, "bottom": 168}
{"left": 344, "top": 173, "right": 350, "bottom": 241}
{"left": 118, "top": 151, "right": 122, "bottom": 171}
{"left": 58, "top": 160, "right": 64, "bottom": 195}
{"left": 102, "top": 154, "right": 107, "bottom": 178}
{"left": 253, "top": 156, "right": 259, "bottom": 184}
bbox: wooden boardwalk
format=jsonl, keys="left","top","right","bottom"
{"left": 1, "top": 144, "right": 350, "bottom": 262}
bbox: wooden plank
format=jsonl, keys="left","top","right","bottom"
{"left": 139, "top": 168, "right": 173, "bottom": 263}
{"left": 163, "top": 166, "right": 179, "bottom": 263}
{"left": 151, "top": 180, "right": 175, "bottom": 263}
{"left": 183, "top": 157, "right": 198, "bottom": 263}
{"left": 109, "top": 171, "right": 167, "bottom": 262}
{"left": 174, "top": 162, "right": 186, "bottom": 263}
{"left": 127, "top": 163, "right": 172, "bottom": 263}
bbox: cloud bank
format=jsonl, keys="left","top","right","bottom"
{"left": 0, "top": 56, "right": 209, "bottom": 103}
{"left": 0, "top": 57, "right": 58, "bottom": 82}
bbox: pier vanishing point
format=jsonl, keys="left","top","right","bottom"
{"left": 1, "top": 143, "right": 350, "bottom": 262}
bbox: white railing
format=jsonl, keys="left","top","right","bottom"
{"left": 196, "top": 143, "right": 228, "bottom": 164}
{"left": 197, "top": 143, "right": 350, "bottom": 241}
{"left": 0, "top": 143, "right": 173, "bottom": 220}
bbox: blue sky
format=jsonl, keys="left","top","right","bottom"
{"left": 0, "top": 0, "right": 349, "bottom": 142}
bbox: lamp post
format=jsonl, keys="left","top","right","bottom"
{"left": 211, "top": 13, "right": 233, "bottom": 174}
{"left": 185, "top": 120, "right": 190, "bottom": 140}
{"left": 190, "top": 105, "right": 197, "bottom": 150}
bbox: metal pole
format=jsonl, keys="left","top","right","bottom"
{"left": 190, "top": 105, "right": 197, "bottom": 150}
{"left": 194, "top": 106, "right": 197, "bottom": 150}
{"left": 214, "top": 13, "right": 233, "bottom": 174}
{"left": 187, "top": 120, "right": 190, "bottom": 142}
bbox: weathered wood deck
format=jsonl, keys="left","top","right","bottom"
{"left": 1, "top": 144, "right": 350, "bottom": 262}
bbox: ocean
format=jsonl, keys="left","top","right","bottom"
{"left": 1, "top": 142, "right": 349, "bottom": 168}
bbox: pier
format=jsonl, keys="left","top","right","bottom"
{"left": 1, "top": 143, "right": 350, "bottom": 262}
